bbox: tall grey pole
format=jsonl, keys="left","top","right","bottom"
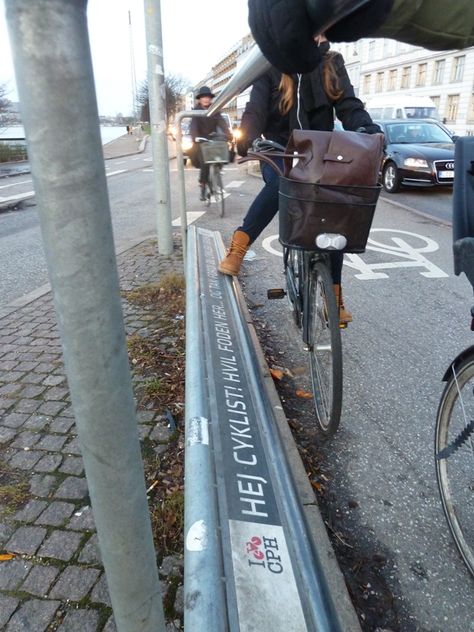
{"left": 4, "top": 2, "right": 166, "bottom": 630}
{"left": 144, "top": 0, "right": 173, "bottom": 255}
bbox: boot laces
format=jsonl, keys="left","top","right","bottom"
{"left": 228, "top": 242, "right": 248, "bottom": 257}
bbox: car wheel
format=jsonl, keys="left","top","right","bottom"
{"left": 383, "top": 162, "right": 401, "bottom": 193}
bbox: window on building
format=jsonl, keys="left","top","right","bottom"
{"left": 433, "top": 60, "right": 445, "bottom": 84}
{"left": 451, "top": 55, "right": 465, "bottom": 82}
{"left": 375, "top": 72, "right": 384, "bottom": 92}
{"left": 363, "top": 74, "right": 371, "bottom": 94}
{"left": 430, "top": 96, "right": 441, "bottom": 114}
{"left": 468, "top": 94, "right": 474, "bottom": 123}
{"left": 388, "top": 69, "right": 397, "bottom": 91}
{"left": 416, "top": 63, "right": 427, "bottom": 87}
{"left": 368, "top": 40, "right": 375, "bottom": 60}
{"left": 401, "top": 66, "right": 411, "bottom": 89}
{"left": 446, "top": 94, "right": 460, "bottom": 122}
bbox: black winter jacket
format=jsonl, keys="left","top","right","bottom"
{"left": 190, "top": 105, "right": 232, "bottom": 142}
{"left": 238, "top": 53, "right": 378, "bottom": 155}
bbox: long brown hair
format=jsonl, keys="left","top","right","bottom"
{"left": 278, "top": 51, "right": 343, "bottom": 115}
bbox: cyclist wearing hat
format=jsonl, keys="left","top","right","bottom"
{"left": 190, "top": 85, "right": 233, "bottom": 201}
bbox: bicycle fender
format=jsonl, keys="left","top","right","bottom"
{"left": 442, "top": 345, "right": 474, "bottom": 381}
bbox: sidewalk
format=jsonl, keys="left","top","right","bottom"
{"left": 0, "top": 135, "right": 183, "bottom": 631}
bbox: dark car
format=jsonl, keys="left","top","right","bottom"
{"left": 375, "top": 119, "right": 455, "bottom": 193}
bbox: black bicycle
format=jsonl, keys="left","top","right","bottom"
{"left": 196, "top": 136, "right": 229, "bottom": 217}
{"left": 435, "top": 240, "right": 474, "bottom": 577}
{"left": 249, "top": 139, "right": 381, "bottom": 436}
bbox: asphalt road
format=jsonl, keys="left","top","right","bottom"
{"left": 1, "top": 149, "right": 473, "bottom": 630}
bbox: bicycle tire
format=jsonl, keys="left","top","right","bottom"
{"left": 205, "top": 177, "right": 212, "bottom": 207}
{"left": 284, "top": 247, "right": 302, "bottom": 328}
{"left": 435, "top": 355, "right": 474, "bottom": 577}
{"left": 212, "top": 165, "right": 225, "bottom": 217}
{"left": 307, "top": 260, "right": 343, "bottom": 436}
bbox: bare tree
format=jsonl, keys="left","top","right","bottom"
{"left": 0, "top": 83, "right": 13, "bottom": 132}
{"left": 136, "top": 74, "right": 190, "bottom": 123}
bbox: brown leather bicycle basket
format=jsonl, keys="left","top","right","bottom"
{"left": 278, "top": 178, "right": 382, "bottom": 253}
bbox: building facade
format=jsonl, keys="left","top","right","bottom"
{"left": 333, "top": 39, "right": 474, "bottom": 136}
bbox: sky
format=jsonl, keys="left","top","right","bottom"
{"left": 0, "top": 0, "right": 251, "bottom": 116}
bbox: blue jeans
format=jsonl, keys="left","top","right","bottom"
{"left": 238, "top": 160, "right": 343, "bottom": 284}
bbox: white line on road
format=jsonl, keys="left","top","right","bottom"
{"left": 106, "top": 170, "right": 127, "bottom": 178}
{"left": 172, "top": 211, "right": 205, "bottom": 227}
{"left": 0, "top": 191, "right": 35, "bottom": 203}
{"left": 142, "top": 168, "right": 153, "bottom": 172}
{"left": 115, "top": 160, "right": 127, "bottom": 165}
{"left": 0, "top": 179, "right": 32, "bottom": 190}
{"left": 225, "top": 180, "right": 245, "bottom": 188}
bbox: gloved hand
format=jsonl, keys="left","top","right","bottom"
{"left": 355, "top": 123, "right": 383, "bottom": 135}
{"left": 237, "top": 137, "right": 252, "bottom": 157}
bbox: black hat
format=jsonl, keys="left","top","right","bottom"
{"left": 195, "top": 86, "right": 215, "bottom": 99}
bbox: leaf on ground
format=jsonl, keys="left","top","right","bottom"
{"left": 295, "top": 389, "right": 313, "bottom": 399}
{"left": 270, "top": 368, "right": 284, "bottom": 380}
{"left": 0, "top": 553, "right": 14, "bottom": 561}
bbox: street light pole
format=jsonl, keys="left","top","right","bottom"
{"left": 144, "top": 0, "right": 173, "bottom": 256}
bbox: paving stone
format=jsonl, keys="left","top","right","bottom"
{"left": 36, "top": 501, "right": 75, "bottom": 527}
{"left": 174, "top": 585, "right": 184, "bottom": 616}
{"left": 29, "top": 474, "right": 59, "bottom": 497}
{"left": 38, "top": 401, "right": 66, "bottom": 416}
{"left": 78, "top": 534, "right": 101, "bottom": 564}
{"left": 13, "top": 399, "right": 42, "bottom": 414}
{"left": 5, "top": 598, "right": 60, "bottom": 632}
{"left": 67, "top": 505, "right": 95, "bottom": 531}
{"left": 0, "top": 370, "right": 26, "bottom": 383}
{"left": 2, "top": 412, "right": 29, "bottom": 429}
{"left": 5, "top": 526, "right": 47, "bottom": 555}
{"left": 10, "top": 431, "right": 41, "bottom": 449}
{"left": 8, "top": 450, "right": 43, "bottom": 470}
{"left": 59, "top": 456, "right": 83, "bottom": 476}
{"left": 56, "top": 609, "right": 99, "bottom": 632}
{"left": 19, "top": 384, "right": 46, "bottom": 399}
{"left": 0, "top": 427, "right": 16, "bottom": 443}
{"left": 12, "top": 499, "right": 48, "bottom": 522}
{"left": 50, "top": 566, "right": 100, "bottom": 601}
{"left": 63, "top": 436, "right": 82, "bottom": 455}
{"left": 137, "top": 424, "right": 152, "bottom": 439}
{"left": 50, "top": 417, "right": 75, "bottom": 434}
{"left": 0, "top": 360, "right": 19, "bottom": 371}
{"left": 0, "top": 559, "right": 32, "bottom": 589}
{"left": 90, "top": 572, "right": 111, "bottom": 606}
{"left": 21, "top": 372, "right": 48, "bottom": 385}
{"left": 0, "top": 383, "right": 22, "bottom": 397}
{"left": 0, "top": 522, "right": 14, "bottom": 546}
{"left": 35, "top": 434, "right": 68, "bottom": 451}
{"left": 36, "top": 362, "right": 60, "bottom": 374}
{"left": 21, "top": 563, "right": 60, "bottom": 597}
{"left": 0, "top": 397, "right": 15, "bottom": 414}
{"left": 0, "top": 595, "right": 19, "bottom": 627}
{"left": 54, "top": 476, "right": 88, "bottom": 500}
{"left": 43, "top": 386, "right": 69, "bottom": 401}
{"left": 16, "top": 361, "right": 39, "bottom": 372}
{"left": 23, "top": 414, "right": 49, "bottom": 430}
{"left": 34, "top": 453, "right": 63, "bottom": 472}
{"left": 43, "top": 375, "right": 66, "bottom": 387}
{"left": 37, "top": 529, "right": 82, "bottom": 561}
{"left": 150, "top": 424, "right": 172, "bottom": 442}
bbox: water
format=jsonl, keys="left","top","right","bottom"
{"left": 0, "top": 125, "right": 127, "bottom": 145}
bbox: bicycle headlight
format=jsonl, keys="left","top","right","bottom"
{"left": 404, "top": 157, "right": 429, "bottom": 168}
{"left": 315, "top": 233, "right": 347, "bottom": 250}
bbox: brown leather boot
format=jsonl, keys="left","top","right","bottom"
{"left": 333, "top": 284, "right": 353, "bottom": 327}
{"left": 218, "top": 230, "right": 251, "bottom": 276}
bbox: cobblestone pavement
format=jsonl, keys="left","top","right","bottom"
{"left": 0, "top": 235, "right": 184, "bottom": 631}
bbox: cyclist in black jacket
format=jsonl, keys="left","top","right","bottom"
{"left": 218, "top": 39, "right": 380, "bottom": 326}
{"left": 190, "top": 86, "right": 233, "bottom": 201}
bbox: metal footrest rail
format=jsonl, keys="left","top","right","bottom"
{"left": 184, "top": 226, "right": 360, "bottom": 631}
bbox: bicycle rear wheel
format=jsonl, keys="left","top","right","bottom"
{"left": 307, "top": 260, "right": 342, "bottom": 436}
{"left": 435, "top": 355, "right": 474, "bottom": 577}
{"left": 211, "top": 165, "right": 225, "bottom": 217}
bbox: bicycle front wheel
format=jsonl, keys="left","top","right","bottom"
{"left": 435, "top": 355, "right": 474, "bottom": 577}
{"left": 211, "top": 165, "right": 225, "bottom": 217}
{"left": 307, "top": 260, "right": 342, "bottom": 436}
